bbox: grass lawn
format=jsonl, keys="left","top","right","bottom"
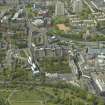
{"left": 9, "top": 86, "right": 67, "bottom": 105}
{"left": 9, "top": 86, "right": 59, "bottom": 105}
{"left": 0, "top": 84, "right": 104, "bottom": 105}
{"left": 39, "top": 57, "right": 71, "bottom": 73}
{"left": 11, "top": 103, "right": 39, "bottom": 105}
{"left": 11, "top": 102, "right": 57, "bottom": 105}
{"left": 9, "top": 86, "right": 89, "bottom": 105}
{"left": 0, "top": 5, "right": 9, "bottom": 11}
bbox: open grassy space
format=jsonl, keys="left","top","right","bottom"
{"left": 1, "top": 84, "right": 102, "bottom": 105}
{"left": 0, "top": 5, "right": 9, "bottom": 11}
{"left": 9, "top": 86, "right": 59, "bottom": 105}
{"left": 11, "top": 103, "right": 57, "bottom": 105}
{"left": 39, "top": 57, "right": 71, "bottom": 73}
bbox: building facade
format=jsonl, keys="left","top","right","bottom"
{"left": 55, "top": 0, "right": 64, "bottom": 16}
{"left": 71, "top": 0, "right": 83, "bottom": 14}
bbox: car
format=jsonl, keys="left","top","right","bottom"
{"left": 48, "top": 35, "right": 60, "bottom": 44}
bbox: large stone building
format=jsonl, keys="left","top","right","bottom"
{"left": 92, "top": 0, "right": 105, "bottom": 10}
{"left": 0, "top": 0, "right": 18, "bottom": 4}
{"left": 0, "top": 0, "right": 33, "bottom": 4}
{"left": 91, "top": 73, "right": 105, "bottom": 96}
{"left": 55, "top": 0, "right": 65, "bottom": 16}
{"left": 71, "top": 0, "right": 83, "bottom": 14}
{"left": 35, "top": 46, "right": 68, "bottom": 58}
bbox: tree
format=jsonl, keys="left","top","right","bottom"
{"left": 86, "top": 94, "right": 96, "bottom": 103}
{"left": 97, "top": 98, "right": 105, "bottom": 105}
{"left": 72, "top": 99, "right": 84, "bottom": 105}
{"left": 0, "top": 96, "right": 10, "bottom": 105}
{"left": 52, "top": 16, "right": 66, "bottom": 25}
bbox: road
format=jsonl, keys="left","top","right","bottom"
{"left": 83, "top": 0, "right": 95, "bottom": 12}
{"left": 5, "top": 49, "right": 13, "bottom": 70}
{"left": 59, "top": 35, "right": 105, "bottom": 48}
